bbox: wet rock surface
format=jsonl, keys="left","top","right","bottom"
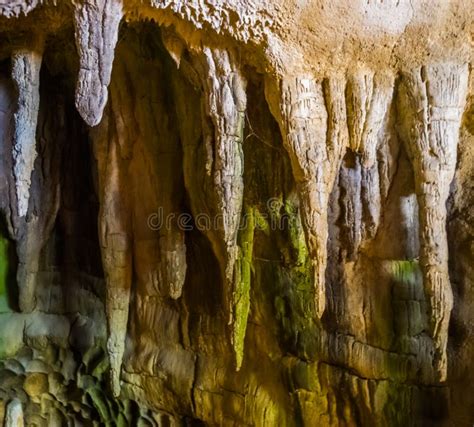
{"left": 0, "top": 1, "right": 472, "bottom": 425}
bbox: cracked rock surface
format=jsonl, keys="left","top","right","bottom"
{"left": 0, "top": 1, "right": 473, "bottom": 425}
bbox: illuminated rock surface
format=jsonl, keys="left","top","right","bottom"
{"left": 0, "top": 1, "right": 472, "bottom": 425}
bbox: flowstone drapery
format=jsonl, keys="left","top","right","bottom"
{"left": 0, "top": 1, "right": 472, "bottom": 425}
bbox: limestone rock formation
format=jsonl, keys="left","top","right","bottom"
{"left": 0, "top": 1, "right": 473, "bottom": 426}
{"left": 397, "top": 63, "right": 469, "bottom": 381}
{"left": 11, "top": 36, "right": 44, "bottom": 219}
{"left": 73, "top": 0, "right": 123, "bottom": 126}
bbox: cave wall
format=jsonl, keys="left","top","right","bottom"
{"left": 0, "top": 1, "right": 473, "bottom": 426}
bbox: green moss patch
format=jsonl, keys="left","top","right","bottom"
{"left": 0, "top": 236, "right": 13, "bottom": 313}
{"left": 232, "top": 205, "right": 256, "bottom": 370}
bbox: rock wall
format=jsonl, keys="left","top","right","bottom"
{"left": 0, "top": 1, "right": 472, "bottom": 425}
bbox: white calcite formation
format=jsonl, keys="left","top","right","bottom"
{"left": 73, "top": 0, "right": 123, "bottom": 126}
{"left": 11, "top": 39, "right": 43, "bottom": 218}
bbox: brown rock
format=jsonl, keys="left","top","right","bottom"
{"left": 23, "top": 373, "right": 48, "bottom": 398}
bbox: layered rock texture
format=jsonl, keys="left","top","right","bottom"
{"left": 0, "top": 1, "right": 473, "bottom": 425}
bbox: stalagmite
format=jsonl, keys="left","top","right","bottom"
{"left": 73, "top": 0, "right": 123, "bottom": 126}
{"left": 265, "top": 75, "right": 347, "bottom": 318}
{"left": 397, "top": 63, "right": 469, "bottom": 381}
{"left": 11, "top": 38, "right": 44, "bottom": 218}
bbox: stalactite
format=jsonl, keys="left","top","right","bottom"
{"left": 346, "top": 69, "right": 394, "bottom": 169}
{"left": 324, "top": 76, "right": 349, "bottom": 188}
{"left": 232, "top": 205, "right": 256, "bottom": 370}
{"left": 338, "top": 158, "right": 384, "bottom": 259}
{"left": 338, "top": 158, "right": 363, "bottom": 259}
{"left": 194, "top": 47, "right": 248, "bottom": 368}
{"left": 73, "top": 0, "right": 123, "bottom": 126}
{"left": 397, "top": 63, "right": 469, "bottom": 381}
{"left": 90, "top": 29, "right": 188, "bottom": 394}
{"left": 171, "top": 47, "right": 246, "bottom": 320}
{"left": 196, "top": 47, "right": 246, "bottom": 320}
{"left": 11, "top": 37, "right": 44, "bottom": 218}
{"left": 161, "top": 28, "right": 185, "bottom": 68}
{"left": 0, "top": 2, "right": 472, "bottom": 424}
{"left": 12, "top": 58, "right": 63, "bottom": 313}
{"left": 265, "top": 74, "right": 347, "bottom": 318}
{"left": 339, "top": 69, "right": 394, "bottom": 257}
{"left": 168, "top": 44, "right": 247, "bottom": 367}
{"left": 91, "top": 108, "right": 132, "bottom": 397}
{"left": 360, "top": 165, "right": 381, "bottom": 242}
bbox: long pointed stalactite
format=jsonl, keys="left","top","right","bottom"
{"left": 265, "top": 75, "right": 346, "bottom": 318}
{"left": 324, "top": 76, "right": 349, "bottom": 189}
{"left": 11, "top": 38, "right": 44, "bottom": 219}
{"left": 73, "top": 0, "right": 123, "bottom": 126}
{"left": 195, "top": 47, "right": 247, "bottom": 331}
{"left": 170, "top": 45, "right": 248, "bottom": 367}
{"left": 91, "top": 107, "right": 132, "bottom": 397}
{"left": 397, "top": 63, "right": 469, "bottom": 381}
{"left": 0, "top": 1, "right": 472, "bottom": 425}
{"left": 346, "top": 69, "right": 394, "bottom": 169}
{"left": 91, "top": 29, "right": 188, "bottom": 395}
{"left": 341, "top": 69, "right": 394, "bottom": 257}
{"left": 11, "top": 37, "right": 64, "bottom": 313}
{"left": 232, "top": 204, "right": 256, "bottom": 370}
{"left": 14, "top": 102, "right": 63, "bottom": 313}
